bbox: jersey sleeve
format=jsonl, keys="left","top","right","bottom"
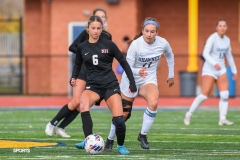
{"left": 71, "top": 46, "right": 83, "bottom": 78}
{"left": 202, "top": 35, "right": 217, "bottom": 66}
{"left": 225, "top": 43, "right": 237, "bottom": 74}
{"left": 69, "top": 30, "right": 88, "bottom": 54}
{"left": 111, "top": 42, "right": 137, "bottom": 92}
{"left": 126, "top": 41, "right": 140, "bottom": 75}
{"left": 163, "top": 40, "right": 175, "bottom": 78}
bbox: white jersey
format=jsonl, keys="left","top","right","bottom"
{"left": 202, "top": 32, "right": 237, "bottom": 74}
{"left": 121, "top": 35, "right": 174, "bottom": 85}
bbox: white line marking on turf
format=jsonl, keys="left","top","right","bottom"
{"left": 1, "top": 138, "right": 240, "bottom": 145}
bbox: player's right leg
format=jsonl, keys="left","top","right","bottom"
{"left": 184, "top": 74, "right": 215, "bottom": 125}
{"left": 75, "top": 89, "right": 100, "bottom": 149}
{"left": 45, "top": 79, "right": 85, "bottom": 137}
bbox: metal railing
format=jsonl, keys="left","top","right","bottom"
{"left": 1, "top": 54, "right": 239, "bottom": 97}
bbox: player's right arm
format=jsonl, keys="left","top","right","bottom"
{"left": 69, "top": 30, "right": 88, "bottom": 54}
{"left": 202, "top": 34, "right": 218, "bottom": 68}
{"left": 70, "top": 45, "right": 83, "bottom": 86}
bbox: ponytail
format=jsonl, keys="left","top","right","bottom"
{"left": 128, "top": 32, "right": 142, "bottom": 45}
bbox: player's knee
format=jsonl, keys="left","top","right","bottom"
{"left": 79, "top": 99, "right": 89, "bottom": 112}
{"left": 122, "top": 99, "right": 133, "bottom": 121}
{"left": 219, "top": 90, "right": 229, "bottom": 101}
{"left": 112, "top": 116, "right": 126, "bottom": 135}
{"left": 148, "top": 100, "right": 158, "bottom": 109}
{"left": 71, "top": 98, "right": 80, "bottom": 108}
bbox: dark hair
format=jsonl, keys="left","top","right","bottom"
{"left": 87, "top": 15, "right": 103, "bottom": 27}
{"left": 128, "top": 17, "right": 159, "bottom": 45}
{"left": 216, "top": 18, "right": 228, "bottom": 26}
{"left": 93, "top": 8, "right": 107, "bottom": 19}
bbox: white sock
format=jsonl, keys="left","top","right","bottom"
{"left": 189, "top": 94, "right": 208, "bottom": 114}
{"left": 107, "top": 122, "right": 116, "bottom": 140}
{"left": 140, "top": 107, "right": 157, "bottom": 135}
{"left": 219, "top": 91, "right": 229, "bottom": 120}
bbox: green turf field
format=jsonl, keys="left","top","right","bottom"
{"left": 0, "top": 108, "right": 240, "bottom": 160}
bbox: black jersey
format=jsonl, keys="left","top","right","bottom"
{"left": 72, "top": 37, "right": 136, "bottom": 92}
{"left": 69, "top": 30, "right": 112, "bottom": 54}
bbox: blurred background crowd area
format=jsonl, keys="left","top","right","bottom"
{"left": 0, "top": 0, "right": 239, "bottom": 97}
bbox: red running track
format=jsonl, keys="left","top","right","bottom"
{"left": 0, "top": 96, "right": 239, "bottom": 108}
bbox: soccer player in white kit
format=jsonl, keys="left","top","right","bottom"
{"left": 184, "top": 18, "right": 237, "bottom": 126}
{"left": 104, "top": 17, "right": 175, "bottom": 150}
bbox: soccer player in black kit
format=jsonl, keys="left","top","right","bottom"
{"left": 73, "top": 15, "right": 136, "bottom": 155}
{"left": 45, "top": 8, "right": 111, "bottom": 138}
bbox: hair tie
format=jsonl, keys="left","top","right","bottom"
{"left": 143, "top": 20, "right": 158, "bottom": 28}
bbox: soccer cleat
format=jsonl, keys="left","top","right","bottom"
{"left": 55, "top": 127, "right": 71, "bottom": 138}
{"left": 104, "top": 138, "right": 114, "bottom": 151}
{"left": 117, "top": 145, "right": 129, "bottom": 155}
{"left": 218, "top": 119, "right": 234, "bottom": 126}
{"left": 184, "top": 112, "right": 192, "bottom": 125}
{"left": 75, "top": 140, "right": 85, "bottom": 149}
{"left": 45, "top": 122, "right": 55, "bottom": 136}
{"left": 137, "top": 133, "right": 149, "bottom": 149}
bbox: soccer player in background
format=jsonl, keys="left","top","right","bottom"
{"left": 73, "top": 15, "right": 136, "bottom": 154}
{"left": 45, "top": 8, "right": 111, "bottom": 138}
{"left": 105, "top": 17, "right": 175, "bottom": 151}
{"left": 184, "top": 18, "right": 237, "bottom": 126}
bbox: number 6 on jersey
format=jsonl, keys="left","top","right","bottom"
{"left": 92, "top": 55, "right": 98, "bottom": 65}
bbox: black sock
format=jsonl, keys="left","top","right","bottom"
{"left": 50, "top": 104, "right": 72, "bottom": 126}
{"left": 113, "top": 116, "right": 126, "bottom": 146}
{"left": 58, "top": 109, "right": 79, "bottom": 129}
{"left": 81, "top": 111, "right": 93, "bottom": 138}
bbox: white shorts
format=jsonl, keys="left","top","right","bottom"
{"left": 120, "top": 76, "right": 158, "bottom": 98}
{"left": 202, "top": 63, "right": 226, "bottom": 79}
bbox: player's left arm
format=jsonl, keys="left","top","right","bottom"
{"left": 225, "top": 43, "right": 237, "bottom": 80}
{"left": 163, "top": 40, "right": 175, "bottom": 87}
{"left": 111, "top": 42, "right": 137, "bottom": 92}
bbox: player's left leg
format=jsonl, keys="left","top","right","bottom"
{"left": 105, "top": 94, "right": 134, "bottom": 152}
{"left": 106, "top": 92, "right": 129, "bottom": 155}
{"left": 216, "top": 73, "right": 233, "bottom": 125}
{"left": 138, "top": 83, "right": 159, "bottom": 149}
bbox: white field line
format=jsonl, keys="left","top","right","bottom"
{"left": 1, "top": 137, "right": 240, "bottom": 144}
{"left": 1, "top": 130, "right": 240, "bottom": 137}
{"left": 1, "top": 127, "right": 240, "bottom": 132}
{"left": 3, "top": 151, "right": 240, "bottom": 160}
{"left": 1, "top": 155, "right": 167, "bottom": 160}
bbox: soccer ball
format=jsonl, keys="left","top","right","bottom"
{"left": 84, "top": 134, "right": 105, "bottom": 154}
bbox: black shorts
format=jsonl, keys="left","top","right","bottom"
{"left": 86, "top": 85, "right": 120, "bottom": 101}
{"left": 77, "top": 64, "right": 87, "bottom": 81}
